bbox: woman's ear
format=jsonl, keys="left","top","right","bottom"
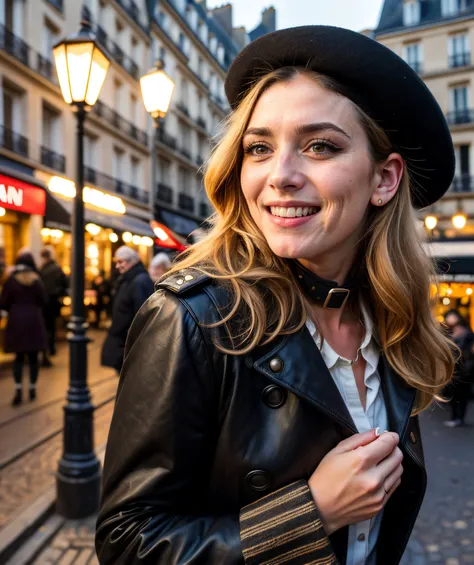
{"left": 370, "top": 153, "right": 404, "bottom": 207}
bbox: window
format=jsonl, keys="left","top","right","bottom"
{"left": 178, "top": 32, "right": 186, "bottom": 54}
{"left": 403, "top": 42, "right": 423, "bottom": 73}
{"left": 130, "top": 156, "right": 141, "bottom": 187}
{"left": 41, "top": 19, "right": 58, "bottom": 59}
{"left": 180, "top": 78, "right": 189, "bottom": 106}
{"left": 159, "top": 46, "right": 166, "bottom": 63}
{"left": 130, "top": 94, "right": 137, "bottom": 123}
{"left": 197, "top": 56, "right": 204, "bottom": 79}
{"left": 114, "top": 79, "right": 123, "bottom": 110}
{"left": 131, "top": 36, "right": 138, "bottom": 62}
{"left": 449, "top": 33, "right": 470, "bottom": 67}
{"left": 42, "top": 104, "right": 59, "bottom": 150}
{"left": 2, "top": 83, "right": 23, "bottom": 134}
{"left": 403, "top": 0, "right": 420, "bottom": 27}
{"left": 178, "top": 166, "right": 190, "bottom": 194}
{"left": 84, "top": 134, "right": 97, "bottom": 168}
{"left": 441, "top": 0, "right": 465, "bottom": 16}
{"left": 158, "top": 11, "right": 167, "bottom": 28}
{"left": 112, "top": 147, "right": 124, "bottom": 179}
{"left": 450, "top": 85, "right": 469, "bottom": 111}
{"left": 454, "top": 144, "right": 471, "bottom": 190}
{"left": 159, "top": 157, "right": 171, "bottom": 184}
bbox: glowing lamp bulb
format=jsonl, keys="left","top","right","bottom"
{"left": 109, "top": 232, "right": 118, "bottom": 243}
{"left": 0, "top": 207, "right": 5, "bottom": 217}
{"left": 452, "top": 213, "right": 467, "bottom": 229}
{"left": 467, "top": 287, "right": 473, "bottom": 296}
{"left": 132, "top": 235, "right": 142, "bottom": 245}
{"left": 122, "top": 231, "right": 133, "bottom": 243}
{"left": 424, "top": 215, "right": 438, "bottom": 230}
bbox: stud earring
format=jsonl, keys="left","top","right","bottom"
{"left": 377, "top": 199, "right": 383, "bottom": 206}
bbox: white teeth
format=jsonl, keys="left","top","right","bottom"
{"left": 269, "top": 206, "right": 319, "bottom": 218}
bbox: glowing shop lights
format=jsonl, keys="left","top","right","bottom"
{"left": 109, "top": 232, "right": 119, "bottom": 243}
{"left": 122, "top": 231, "right": 133, "bottom": 243}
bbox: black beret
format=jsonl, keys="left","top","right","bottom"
{"left": 225, "top": 25, "right": 455, "bottom": 209}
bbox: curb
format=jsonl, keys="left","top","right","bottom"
{"left": 0, "top": 486, "right": 57, "bottom": 565}
{"left": 0, "top": 447, "right": 107, "bottom": 565}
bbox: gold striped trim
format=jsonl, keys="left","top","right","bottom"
{"left": 241, "top": 485, "right": 308, "bottom": 522}
{"left": 241, "top": 502, "right": 319, "bottom": 540}
{"left": 242, "top": 521, "right": 319, "bottom": 558}
{"left": 260, "top": 538, "right": 330, "bottom": 565}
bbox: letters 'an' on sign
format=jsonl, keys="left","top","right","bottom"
{"left": 0, "top": 174, "right": 46, "bottom": 215}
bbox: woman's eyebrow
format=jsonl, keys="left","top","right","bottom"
{"left": 295, "top": 122, "right": 351, "bottom": 139}
{"left": 243, "top": 122, "right": 351, "bottom": 139}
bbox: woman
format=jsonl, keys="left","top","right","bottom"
{"left": 0, "top": 252, "right": 47, "bottom": 406}
{"left": 444, "top": 309, "right": 474, "bottom": 427}
{"left": 96, "top": 27, "right": 455, "bottom": 565}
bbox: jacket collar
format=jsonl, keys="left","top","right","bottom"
{"left": 121, "top": 261, "right": 146, "bottom": 283}
{"left": 253, "top": 324, "right": 416, "bottom": 439}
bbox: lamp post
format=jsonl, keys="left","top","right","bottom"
{"left": 52, "top": 20, "right": 110, "bottom": 519}
{"left": 139, "top": 60, "right": 175, "bottom": 220}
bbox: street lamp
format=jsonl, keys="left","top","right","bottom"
{"left": 52, "top": 20, "right": 110, "bottom": 519}
{"left": 140, "top": 59, "right": 175, "bottom": 220}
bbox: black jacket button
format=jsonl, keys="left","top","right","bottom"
{"left": 262, "top": 385, "right": 287, "bottom": 408}
{"left": 269, "top": 357, "right": 284, "bottom": 373}
{"left": 246, "top": 470, "right": 270, "bottom": 492}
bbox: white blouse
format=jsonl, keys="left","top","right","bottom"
{"left": 306, "top": 305, "right": 388, "bottom": 565}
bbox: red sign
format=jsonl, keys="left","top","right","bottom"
{"left": 0, "top": 174, "right": 46, "bottom": 216}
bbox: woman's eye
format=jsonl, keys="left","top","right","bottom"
{"left": 244, "top": 143, "right": 270, "bottom": 156}
{"left": 309, "top": 141, "right": 338, "bottom": 154}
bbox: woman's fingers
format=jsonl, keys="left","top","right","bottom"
{"left": 355, "top": 432, "right": 399, "bottom": 468}
{"left": 334, "top": 428, "right": 380, "bottom": 454}
{"left": 383, "top": 460, "right": 404, "bottom": 493}
{"left": 376, "top": 446, "right": 404, "bottom": 481}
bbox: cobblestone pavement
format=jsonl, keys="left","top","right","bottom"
{"left": 0, "top": 332, "right": 117, "bottom": 530}
{"left": 400, "top": 402, "right": 474, "bottom": 565}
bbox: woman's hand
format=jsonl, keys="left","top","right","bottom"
{"left": 308, "top": 429, "right": 403, "bottom": 535}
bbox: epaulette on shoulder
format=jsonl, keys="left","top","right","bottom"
{"left": 156, "top": 268, "right": 211, "bottom": 295}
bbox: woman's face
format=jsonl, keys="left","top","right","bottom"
{"left": 240, "top": 74, "right": 402, "bottom": 263}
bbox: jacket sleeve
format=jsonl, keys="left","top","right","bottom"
{"left": 95, "top": 289, "right": 338, "bottom": 565}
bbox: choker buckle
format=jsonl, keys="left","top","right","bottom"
{"left": 323, "top": 288, "right": 350, "bottom": 310}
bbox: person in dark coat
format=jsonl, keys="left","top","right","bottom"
{"left": 96, "top": 27, "right": 456, "bottom": 565}
{"left": 0, "top": 252, "right": 47, "bottom": 406}
{"left": 444, "top": 309, "right": 474, "bottom": 427}
{"left": 91, "top": 270, "right": 112, "bottom": 328}
{"left": 39, "top": 247, "right": 68, "bottom": 365}
{"left": 101, "top": 246, "right": 154, "bottom": 372}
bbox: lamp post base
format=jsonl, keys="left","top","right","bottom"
{"left": 56, "top": 463, "right": 101, "bottom": 519}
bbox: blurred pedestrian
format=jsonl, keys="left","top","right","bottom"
{"left": 96, "top": 27, "right": 455, "bottom": 565}
{"left": 39, "top": 247, "right": 68, "bottom": 366}
{"left": 101, "top": 246, "right": 154, "bottom": 373}
{"left": 0, "top": 252, "right": 47, "bottom": 406}
{"left": 444, "top": 309, "right": 474, "bottom": 427}
{"left": 148, "top": 252, "right": 172, "bottom": 283}
{"left": 91, "top": 270, "right": 111, "bottom": 328}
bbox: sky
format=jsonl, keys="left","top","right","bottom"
{"left": 205, "top": 0, "right": 385, "bottom": 33}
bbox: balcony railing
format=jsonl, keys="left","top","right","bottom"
{"left": 41, "top": 146, "right": 66, "bottom": 173}
{"left": 158, "top": 128, "right": 178, "bottom": 151}
{"left": 115, "top": 0, "right": 145, "bottom": 30}
{"left": 0, "top": 125, "right": 28, "bottom": 158}
{"left": 37, "top": 53, "right": 55, "bottom": 81}
{"left": 446, "top": 109, "right": 474, "bottom": 125}
{"left": 84, "top": 166, "right": 149, "bottom": 204}
{"left": 0, "top": 22, "right": 29, "bottom": 66}
{"left": 196, "top": 117, "right": 207, "bottom": 130}
{"left": 180, "top": 146, "right": 192, "bottom": 160}
{"left": 178, "top": 192, "right": 195, "bottom": 212}
{"left": 92, "top": 100, "right": 148, "bottom": 146}
{"left": 451, "top": 174, "right": 474, "bottom": 192}
{"left": 199, "top": 202, "right": 209, "bottom": 217}
{"left": 177, "top": 102, "right": 190, "bottom": 116}
{"left": 157, "top": 182, "right": 173, "bottom": 203}
{"left": 46, "top": 0, "right": 63, "bottom": 12}
{"left": 449, "top": 52, "right": 471, "bottom": 68}
{"left": 95, "top": 24, "right": 140, "bottom": 80}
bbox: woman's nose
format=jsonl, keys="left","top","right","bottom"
{"left": 268, "top": 153, "right": 305, "bottom": 191}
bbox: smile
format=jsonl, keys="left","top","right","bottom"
{"left": 269, "top": 206, "right": 320, "bottom": 218}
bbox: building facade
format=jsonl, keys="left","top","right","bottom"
{"left": 0, "top": 0, "right": 276, "bottom": 281}
{"left": 375, "top": 0, "right": 474, "bottom": 325}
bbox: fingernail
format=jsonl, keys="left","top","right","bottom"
{"left": 382, "top": 430, "right": 389, "bottom": 433}
{"left": 374, "top": 427, "right": 380, "bottom": 437}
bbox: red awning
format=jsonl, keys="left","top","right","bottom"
{"left": 0, "top": 173, "right": 46, "bottom": 215}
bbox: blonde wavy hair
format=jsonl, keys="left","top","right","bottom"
{"left": 166, "top": 67, "right": 454, "bottom": 413}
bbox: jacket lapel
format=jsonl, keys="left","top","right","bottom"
{"left": 378, "top": 355, "right": 417, "bottom": 440}
{"left": 254, "top": 325, "right": 358, "bottom": 433}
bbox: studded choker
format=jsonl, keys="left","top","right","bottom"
{"left": 290, "top": 260, "right": 357, "bottom": 309}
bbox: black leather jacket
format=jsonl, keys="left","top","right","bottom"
{"left": 96, "top": 269, "right": 426, "bottom": 565}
